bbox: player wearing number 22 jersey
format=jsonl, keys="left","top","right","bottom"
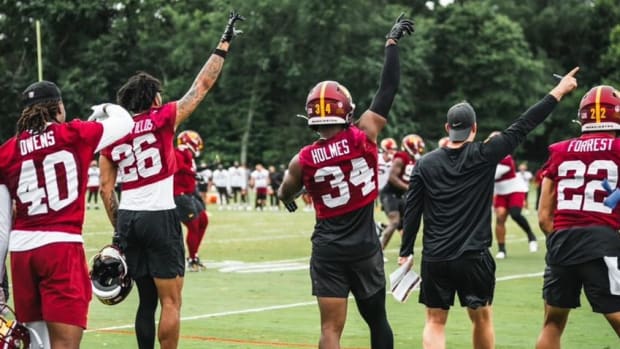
{"left": 537, "top": 85, "right": 620, "bottom": 347}
{"left": 0, "top": 80, "right": 133, "bottom": 342}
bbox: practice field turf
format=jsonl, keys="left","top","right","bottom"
{"left": 45, "top": 201, "right": 620, "bottom": 348}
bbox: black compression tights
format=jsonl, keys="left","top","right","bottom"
{"left": 135, "top": 277, "right": 158, "bottom": 349}
{"left": 508, "top": 207, "right": 536, "bottom": 241}
{"left": 355, "top": 288, "right": 394, "bottom": 349}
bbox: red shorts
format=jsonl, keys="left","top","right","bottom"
{"left": 10, "top": 243, "right": 92, "bottom": 328}
{"left": 256, "top": 187, "right": 268, "bottom": 199}
{"left": 494, "top": 192, "right": 526, "bottom": 209}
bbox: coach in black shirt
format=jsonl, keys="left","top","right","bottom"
{"left": 399, "top": 67, "right": 578, "bottom": 349}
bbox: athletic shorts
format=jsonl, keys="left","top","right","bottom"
{"left": 542, "top": 257, "right": 620, "bottom": 314}
{"left": 310, "top": 250, "right": 385, "bottom": 299}
{"left": 11, "top": 243, "right": 92, "bottom": 328}
{"left": 493, "top": 192, "right": 526, "bottom": 209}
{"left": 197, "top": 182, "right": 208, "bottom": 193}
{"left": 117, "top": 209, "right": 185, "bottom": 279}
{"left": 256, "top": 187, "right": 268, "bottom": 200}
{"left": 420, "top": 250, "right": 496, "bottom": 310}
{"left": 174, "top": 194, "right": 203, "bottom": 223}
{"left": 380, "top": 190, "right": 403, "bottom": 214}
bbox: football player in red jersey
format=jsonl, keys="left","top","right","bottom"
{"left": 378, "top": 133, "right": 425, "bottom": 251}
{"left": 0, "top": 80, "right": 133, "bottom": 349}
{"left": 492, "top": 150, "right": 538, "bottom": 259}
{"left": 98, "top": 11, "right": 243, "bottom": 349}
{"left": 537, "top": 85, "right": 620, "bottom": 348}
{"left": 278, "top": 14, "right": 413, "bottom": 349}
{"left": 174, "top": 130, "right": 209, "bottom": 272}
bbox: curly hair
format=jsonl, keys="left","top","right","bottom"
{"left": 116, "top": 72, "right": 162, "bottom": 114}
{"left": 16, "top": 101, "right": 60, "bottom": 134}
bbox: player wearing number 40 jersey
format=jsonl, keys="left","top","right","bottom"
{"left": 0, "top": 80, "right": 133, "bottom": 349}
{"left": 98, "top": 11, "right": 244, "bottom": 349}
{"left": 278, "top": 13, "right": 413, "bottom": 349}
{"left": 537, "top": 85, "right": 620, "bottom": 348}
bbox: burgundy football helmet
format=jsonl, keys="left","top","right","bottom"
{"left": 402, "top": 134, "right": 425, "bottom": 160}
{"left": 0, "top": 305, "right": 40, "bottom": 349}
{"left": 177, "top": 130, "right": 204, "bottom": 157}
{"left": 305, "top": 81, "right": 355, "bottom": 127}
{"left": 578, "top": 85, "right": 620, "bottom": 132}
{"left": 380, "top": 138, "right": 398, "bottom": 153}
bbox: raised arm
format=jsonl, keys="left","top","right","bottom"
{"left": 358, "top": 13, "right": 414, "bottom": 142}
{"left": 175, "top": 11, "right": 244, "bottom": 128}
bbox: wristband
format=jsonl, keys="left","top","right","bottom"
{"left": 213, "top": 48, "right": 228, "bottom": 59}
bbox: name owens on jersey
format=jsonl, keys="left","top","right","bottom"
{"left": 299, "top": 126, "right": 378, "bottom": 219}
{"left": 0, "top": 121, "right": 103, "bottom": 236}
{"left": 101, "top": 102, "right": 177, "bottom": 210}
{"left": 543, "top": 133, "right": 620, "bottom": 231}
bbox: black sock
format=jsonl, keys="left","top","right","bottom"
{"left": 355, "top": 288, "right": 393, "bottom": 349}
{"left": 135, "top": 277, "right": 158, "bottom": 349}
{"left": 509, "top": 207, "right": 536, "bottom": 241}
{"left": 499, "top": 243, "right": 506, "bottom": 252}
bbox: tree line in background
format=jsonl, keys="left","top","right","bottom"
{"left": 1, "top": 0, "right": 619, "bottom": 168}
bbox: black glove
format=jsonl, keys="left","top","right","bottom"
{"left": 283, "top": 200, "right": 298, "bottom": 213}
{"left": 112, "top": 232, "right": 122, "bottom": 249}
{"left": 385, "top": 13, "right": 415, "bottom": 41}
{"left": 221, "top": 11, "right": 245, "bottom": 43}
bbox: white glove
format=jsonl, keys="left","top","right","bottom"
{"left": 87, "top": 103, "right": 109, "bottom": 121}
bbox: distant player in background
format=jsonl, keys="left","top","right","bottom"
{"left": 378, "top": 138, "right": 398, "bottom": 191}
{"left": 174, "top": 130, "right": 209, "bottom": 272}
{"left": 250, "top": 163, "right": 270, "bottom": 211}
{"left": 516, "top": 162, "right": 533, "bottom": 211}
{"left": 87, "top": 159, "right": 101, "bottom": 210}
{"left": 537, "top": 85, "right": 620, "bottom": 348}
{"left": 278, "top": 13, "right": 413, "bottom": 348}
{"left": 212, "top": 164, "right": 230, "bottom": 209}
{"left": 268, "top": 165, "right": 284, "bottom": 210}
{"left": 0, "top": 80, "right": 133, "bottom": 349}
{"left": 197, "top": 162, "right": 212, "bottom": 204}
{"left": 491, "top": 144, "right": 538, "bottom": 259}
{"left": 379, "top": 133, "right": 425, "bottom": 250}
{"left": 229, "top": 161, "right": 249, "bottom": 210}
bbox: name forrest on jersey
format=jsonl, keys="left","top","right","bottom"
{"left": 19, "top": 130, "right": 56, "bottom": 155}
{"left": 567, "top": 138, "right": 614, "bottom": 152}
{"left": 311, "top": 139, "right": 351, "bottom": 164}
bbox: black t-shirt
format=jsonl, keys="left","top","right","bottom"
{"left": 312, "top": 203, "right": 380, "bottom": 262}
{"left": 400, "top": 94, "right": 558, "bottom": 261}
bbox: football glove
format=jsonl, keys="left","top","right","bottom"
{"left": 221, "top": 11, "right": 245, "bottom": 43}
{"left": 87, "top": 103, "right": 109, "bottom": 121}
{"left": 283, "top": 200, "right": 298, "bottom": 213}
{"left": 386, "top": 13, "right": 415, "bottom": 41}
{"left": 602, "top": 178, "right": 620, "bottom": 209}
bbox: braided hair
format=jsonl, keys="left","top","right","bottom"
{"left": 16, "top": 101, "right": 60, "bottom": 134}
{"left": 116, "top": 72, "right": 162, "bottom": 114}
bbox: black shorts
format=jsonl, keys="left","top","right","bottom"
{"left": 380, "top": 190, "right": 403, "bottom": 214}
{"left": 117, "top": 209, "right": 185, "bottom": 279}
{"left": 174, "top": 194, "right": 203, "bottom": 223}
{"left": 310, "top": 250, "right": 385, "bottom": 299}
{"left": 542, "top": 257, "right": 620, "bottom": 314}
{"left": 420, "top": 250, "right": 496, "bottom": 310}
{"left": 197, "top": 182, "right": 208, "bottom": 193}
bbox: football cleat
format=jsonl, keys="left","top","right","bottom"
{"left": 90, "top": 245, "right": 134, "bottom": 305}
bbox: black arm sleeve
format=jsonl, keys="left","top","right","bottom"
{"left": 400, "top": 166, "right": 424, "bottom": 257}
{"left": 369, "top": 44, "right": 400, "bottom": 118}
{"left": 483, "top": 94, "right": 558, "bottom": 163}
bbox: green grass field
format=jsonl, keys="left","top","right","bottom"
{"left": 67, "top": 199, "right": 620, "bottom": 348}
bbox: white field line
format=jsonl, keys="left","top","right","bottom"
{"left": 86, "top": 270, "right": 544, "bottom": 333}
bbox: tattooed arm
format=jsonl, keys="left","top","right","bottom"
{"left": 99, "top": 155, "right": 120, "bottom": 229}
{"left": 175, "top": 42, "right": 228, "bottom": 128}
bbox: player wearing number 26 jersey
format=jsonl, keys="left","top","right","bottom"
{"left": 278, "top": 14, "right": 414, "bottom": 348}
{"left": 537, "top": 85, "right": 620, "bottom": 347}
{"left": 0, "top": 80, "right": 133, "bottom": 347}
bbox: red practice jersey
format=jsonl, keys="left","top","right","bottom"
{"left": 101, "top": 102, "right": 177, "bottom": 191}
{"left": 299, "top": 126, "right": 378, "bottom": 219}
{"left": 173, "top": 146, "right": 197, "bottom": 196}
{"left": 0, "top": 120, "right": 103, "bottom": 234}
{"left": 496, "top": 155, "right": 517, "bottom": 181}
{"left": 542, "top": 132, "right": 620, "bottom": 231}
{"left": 392, "top": 151, "right": 415, "bottom": 184}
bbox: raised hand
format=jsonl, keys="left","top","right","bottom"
{"left": 386, "top": 13, "right": 415, "bottom": 41}
{"left": 87, "top": 103, "right": 108, "bottom": 121}
{"left": 221, "top": 11, "right": 245, "bottom": 43}
{"left": 550, "top": 66, "right": 579, "bottom": 101}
